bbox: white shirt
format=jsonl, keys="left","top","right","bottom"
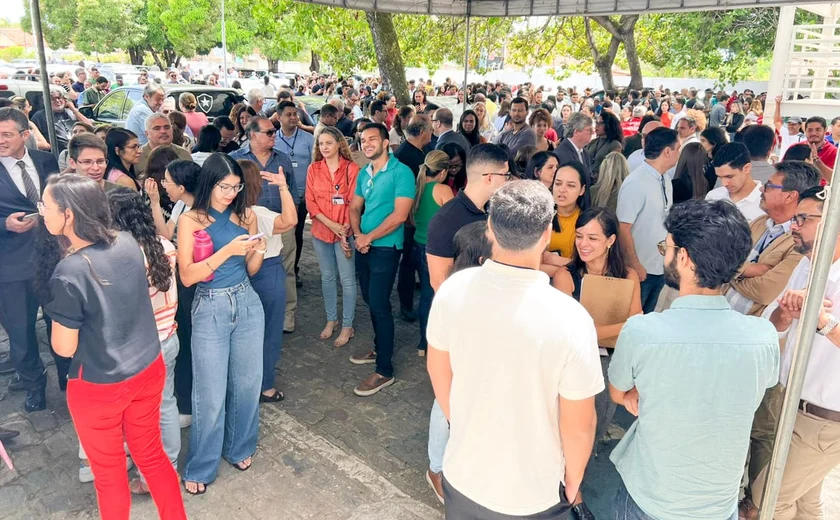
{"left": 627, "top": 148, "right": 645, "bottom": 172}
{"left": 779, "top": 131, "right": 806, "bottom": 159}
{"left": 762, "top": 256, "right": 840, "bottom": 412}
{"left": 671, "top": 108, "right": 688, "bottom": 129}
{"left": 352, "top": 105, "right": 364, "bottom": 120}
{"left": 426, "top": 260, "right": 604, "bottom": 516}
{"left": 705, "top": 180, "right": 765, "bottom": 222}
{"left": 0, "top": 150, "right": 41, "bottom": 198}
{"left": 252, "top": 205, "right": 284, "bottom": 259}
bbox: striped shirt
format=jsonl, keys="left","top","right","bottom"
{"left": 146, "top": 237, "right": 178, "bottom": 342}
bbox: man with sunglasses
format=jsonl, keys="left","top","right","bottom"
{"left": 610, "top": 199, "right": 779, "bottom": 520}
{"left": 31, "top": 87, "right": 93, "bottom": 153}
{"left": 746, "top": 186, "right": 840, "bottom": 520}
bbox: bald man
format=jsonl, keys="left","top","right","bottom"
{"left": 627, "top": 121, "right": 664, "bottom": 172}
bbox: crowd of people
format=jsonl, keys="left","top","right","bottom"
{"left": 0, "top": 62, "right": 839, "bottom": 520}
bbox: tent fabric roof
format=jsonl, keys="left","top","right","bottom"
{"left": 298, "top": 0, "right": 833, "bottom": 17}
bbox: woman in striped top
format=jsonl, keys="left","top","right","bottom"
{"left": 107, "top": 188, "right": 181, "bottom": 496}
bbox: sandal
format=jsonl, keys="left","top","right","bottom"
{"left": 259, "top": 390, "right": 284, "bottom": 403}
{"left": 184, "top": 481, "right": 207, "bottom": 495}
{"left": 319, "top": 321, "right": 337, "bottom": 340}
{"left": 232, "top": 457, "right": 252, "bottom": 472}
{"left": 334, "top": 328, "right": 355, "bottom": 348}
{"left": 129, "top": 478, "right": 150, "bottom": 495}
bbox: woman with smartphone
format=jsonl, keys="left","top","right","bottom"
{"left": 176, "top": 153, "right": 267, "bottom": 495}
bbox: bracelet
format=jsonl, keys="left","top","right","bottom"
{"left": 255, "top": 249, "right": 267, "bottom": 255}
{"left": 205, "top": 260, "right": 216, "bottom": 272}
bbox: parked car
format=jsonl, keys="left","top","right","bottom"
{"left": 0, "top": 79, "right": 50, "bottom": 114}
{"left": 78, "top": 84, "right": 245, "bottom": 127}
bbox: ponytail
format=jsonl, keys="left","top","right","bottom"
{"left": 410, "top": 151, "right": 450, "bottom": 226}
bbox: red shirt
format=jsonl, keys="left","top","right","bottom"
{"left": 545, "top": 128, "right": 558, "bottom": 142}
{"left": 305, "top": 157, "right": 361, "bottom": 243}
{"left": 621, "top": 117, "right": 642, "bottom": 137}
{"left": 818, "top": 142, "right": 838, "bottom": 169}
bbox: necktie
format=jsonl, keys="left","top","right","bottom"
{"left": 17, "top": 161, "right": 39, "bottom": 205}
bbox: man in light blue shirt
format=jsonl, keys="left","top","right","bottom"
{"left": 126, "top": 84, "right": 165, "bottom": 145}
{"left": 609, "top": 199, "right": 779, "bottom": 520}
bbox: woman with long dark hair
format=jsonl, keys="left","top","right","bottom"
{"left": 305, "top": 127, "right": 361, "bottom": 348}
{"left": 191, "top": 125, "right": 222, "bottom": 166}
{"left": 145, "top": 146, "right": 181, "bottom": 221}
{"left": 389, "top": 105, "right": 415, "bottom": 150}
{"left": 657, "top": 99, "right": 673, "bottom": 128}
{"left": 458, "top": 109, "right": 483, "bottom": 147}
{"left": 441, "top": 142, "right": 467, "bottom": 195}
{"left": 410, "top": 150, "right": 453, "bottom": 356}
{"left": 230, "top": 103, "right": 256, "bottom": 146}
{"left": 524, "top": 151, "right": 560, "bottom": 189}
{"left": 413, "top": 89, "right": 428, "bottom": 113}
{"left": 105, "top": 127, "right": 142, "bottom": 191}
{"left": 40, "top": 175, "right": 186, "bottom": 518}
{"left": 548, "top": 160, "right": 588, "bottom": 258}
{"left": 107, "top": 188, "right": 181, "bottom": 496}
{"left": 177, "top": 153, "right": 267, "bottom": 495}
{"left": 586, "top": 111, "right": 624, "bottom": 178}
{"left": 672, "top": 142, "right": 711, "bottom": 203}
{"left": 700, "top": 126, "right": 727, "bottom": 190}
{"left": 382, "top": 93, "right": 398, "bottom": 130}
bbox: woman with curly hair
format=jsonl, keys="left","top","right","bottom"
{"left": 107, "top": 188, "right": 181, "bottom": 496}
{"left": 529, "top": 108, "right": 555, "bottom": 152}
{"left": 230, "top": 103, "right": 256, "bottom": 146}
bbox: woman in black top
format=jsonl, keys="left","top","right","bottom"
{"left": 458, "top": 109, "right": 483, "bottom": 147}
{"left": 586, "top": 111, "right": 624, "bottom": 180}
{"left": 700, "top": 126, "right": 727, "bottom": 190}
{"left": 672, "top": 142, "right": 711, "bottom": 204}
{"left": 40, "top": 174, "right": 186, "bottom": 519}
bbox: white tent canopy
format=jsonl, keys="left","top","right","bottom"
{"left": 299, "top": 0, "right": 835, "bottom": 17}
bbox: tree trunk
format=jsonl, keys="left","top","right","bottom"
{"left": 128, "top": 46, "right": 145, "bottom": 66}
{"left": 592, "top": 15, "right": 642, "bottom": 92}
{"left": 585, "top": 18, "right": 620, "bottom": 92}
{"left": 309, "top": 51, "right": 320, "bottom": 73}
{"left": 622, "top": 31, "right": 644, "bottom": 91}
{"left": 267, "top": 58, "right": 278, "bottom": 73}
{"left": 365, "top": 11, "right": 410, "bottom": 106}
{"left": 150, "top": 51, "right": 164, "bottom": 70}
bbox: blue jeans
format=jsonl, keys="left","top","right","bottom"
{"left": 312, "top": 237, "right": 356, "bottom": 328}
{"left": 184, "top": 281, "right": 265, "bottom": 484}
{"left": 141, "top": 333, "right": 180, "bottom": 483}
{"left": 613, "top": 480, "right": 737, "bottom": 520}
{"left": 639, "top": 274, "right": 665, "bottom": 314}
{"left": 250, "top": 256, "right": 287, "bottom": 392}
{"left": 427, "top": 399, "right": 449, "bottom": 474}
{"left": 413, "top": 242, "right": 434, "bottom": 351}
{"left": 356, "top": 246, "right": 401, "bottom": 378}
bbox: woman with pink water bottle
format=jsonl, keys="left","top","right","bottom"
{"left": 175, "top": 153, "right": 267, "bottom": 495}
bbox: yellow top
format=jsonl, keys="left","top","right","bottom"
{"left": 548, "top": 206, "right": 581, "bottom": 258}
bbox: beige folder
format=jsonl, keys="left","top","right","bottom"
{"left": 579, "top": 274, "right": 635, "bottom": 348}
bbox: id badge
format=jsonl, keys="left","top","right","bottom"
{"left": 332, "top": 195, "right": 345, "bottom": 205}
{"left": 291, "top": 161, "right": 299, "bottom": 168}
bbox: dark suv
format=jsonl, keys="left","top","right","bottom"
{"left": 79, "top": 84, "right": 245, "bottom": 127}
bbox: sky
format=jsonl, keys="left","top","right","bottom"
{"left": 3, "top": 1, "right": 24, "bottom": 24}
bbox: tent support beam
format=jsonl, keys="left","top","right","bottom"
{"left": 463, "top": 0, "right": 471, "bottom": 93}
{"left": 30, "top": 0, "right": 58, "bottom": 157}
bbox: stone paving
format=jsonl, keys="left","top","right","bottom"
{"left": 0, "top": 226, "right": 839, "bottom": 519}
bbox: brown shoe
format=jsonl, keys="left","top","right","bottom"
{"left": 426, "top": 469, "right": 444, "bottom": 505}
{"left": 353, "top": 373, "right": 394, "bottom": 396}
{"left": 349, "top": 350, "right": 376, "bottom": 365}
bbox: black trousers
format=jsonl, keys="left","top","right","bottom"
{"left": 356, "top": 247, "right": 401, "bottom": 378}
{"left": 397, "top": 225, "right": 416, "bottom": 311}
{"left": 442, "top": 475, "right": 571, "bottom": 520}
{"left": 0, "top": 279, "right": 46, "bottom": 391}
{"left": 43, "top": 315, "right": 72, "bottom": 391}
{"left": 174, "top": 274, "right": 196, "bottom": 415}
{"left": 294, "top": 202, "right": 308, "bottom": 276}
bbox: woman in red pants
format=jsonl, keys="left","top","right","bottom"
{"left": 39, "top": 174, "right": 186, "bottom": 520}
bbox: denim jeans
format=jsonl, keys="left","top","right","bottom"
{"left": 613, "top": 480, "right": 737, "bottom": 520}
{"left": 427, "top": 399, "right": 449, "bottom": 474}
{"left": 356, "top": 246, "right": 401, "bottom": 378}
{"left": 184, "top": 281, "right": 265, "bottom": 484}
{"left": 413, "top": 242, "right": 434, "bottom": 351}
{"left": 250, "top": 256, "right": 287, "bottom": 392}
{"left": 397, "top": 225, "right": 417, "bottom": 311}
{"left": 312, "top": 237, "right": 357, "bottom": 328}
{"left": 639, "top": 274, "right": 665, "bottom": 314}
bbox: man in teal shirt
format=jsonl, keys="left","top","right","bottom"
{"left": 348, "top": 123, "right": 415, "bottom": 397}
{"left": 609, "top": 199, "right": 779, "bottom": 520}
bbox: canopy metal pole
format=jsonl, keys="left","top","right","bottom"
{"left": 758, "top": 157, "right": 840, "bottom": 518}
{"left": 29, "top": 0, "right": 58, "bottom": 157}
{"left": 463, "top": 0, "right": 471, "bottom": 94}
{"left": 221, "top": 0, "right": 229, "bottom": 86}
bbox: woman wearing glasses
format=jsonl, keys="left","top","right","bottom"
{"left": 176, "top": 153, "right": 268, "bottom": 495}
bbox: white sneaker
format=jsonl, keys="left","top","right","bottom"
{"left": 179, "top": 414, "right": 192, "bottom": 429}
{"left": 78, "top": 457, "right": 134, "bottom": 483}
{"left": 283, "top": 311, "right": 295, "bottom": 333}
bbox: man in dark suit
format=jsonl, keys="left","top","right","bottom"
{"left": 433, "top": 108, "right": 471, "bottom": 155}
{"left": 554, "top": 112, "right": 594, "bottom": 208}
{"left": 0, "top": 107, "right": 59, "bottom": 415}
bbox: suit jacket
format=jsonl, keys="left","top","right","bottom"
{"left": 728, "top": 215, "right": 802, "bottom": 317}
{"left": 553, "top": 138, "right": 592, "bottom": 209}
{"left": 0, "top": 150, "right": 59, "bottom": 283}
{"left": 435, "top": 130, "right": 472, "bottom": 154}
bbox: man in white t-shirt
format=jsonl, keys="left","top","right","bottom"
{"left": 426, "top": 180, "right": 604, "bottom": 518}
{"left": 706, "top": 142, "right": 765, "bottom": 223}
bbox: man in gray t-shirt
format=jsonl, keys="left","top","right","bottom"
{"left": 616, "top": 127, "right": 681, "bottom": 314}
{"left": 492, "top": 96, "right": 536, "bottom": 156}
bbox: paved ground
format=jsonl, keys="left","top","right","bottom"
{"left": 0, "top": 226, "right": 838, "bottom": 519}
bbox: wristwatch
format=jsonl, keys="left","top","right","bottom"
{"left": 817, "top": 314, "right": 839, "bottom": 336}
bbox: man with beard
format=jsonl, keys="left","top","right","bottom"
{"left": 803, "top": 116, "right": 838, "bottom": 182}
{"left": 348, "top": 123, "right": 414, "bottom": 397}
{"left": 744, "top": 186, "right": 840, "bottom": 520}
{"left": 492, "top": 97, "right": 536, "bottom": 156}
{"left": 31, "top": 88, "right": 93, "bottom": 153}
{"left": 608, "top": 199, "right": 779, "bottom": 520}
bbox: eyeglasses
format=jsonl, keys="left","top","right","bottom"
{"left": 657, "top": 240, "right": 679, "bottom": 256}
{"left": 256, "top": 129, "right": 276, "bottom": 137}
{"left": 763, "top": 181, "right": 786, "bottom": 191}
{"left": 481, "top": 171, "right": 513, "bottom": 181}
{"left": 77, "top": 159, "right": 107, "bottom": 167}
{"left": 216, "top": 182, "right": 245, "bottom": 194}
{"left": 790, "top": 213, "right": 823, "bottom": 226}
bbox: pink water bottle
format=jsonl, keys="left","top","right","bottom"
{"left": 193, "top": 229, "right": 215, "bottom": 282}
